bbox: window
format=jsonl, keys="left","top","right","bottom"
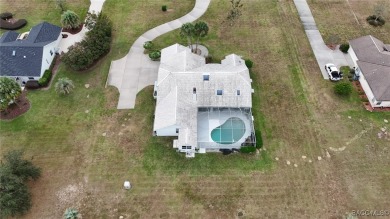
{"left": 182, "top": 146, "right": 186, "bottom": 149}
{"left": 186, "top": 146, "right": 192, "bottom": 149}
{"left": 203, "top": 74, "right": 209, "bottom": 81}
{"left": 176, "top": 128, "right": 179, "bottom": 134}
{"left": 50, "top": 50, "right": 53, "bottom": 56}
{"left": 376, "top": 101, "right": 382, "bottom": 105}
{"left": 193, "top": 87, "right": 196, "bottom": 94}
{"left": 216, "top": 90, "right": 223, "bottom": 95}
{"left": 236, "top": 90, "right": 240, "bottom": 96}
{"left": 28, "top": 77, "right": 34, "bottom": 80}
{"left": 15, "top": 77, "right": 19, "bottom": 81}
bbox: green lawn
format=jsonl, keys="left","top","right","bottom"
{"left": 1, "top": 0, "right": 390, "bottom": 218}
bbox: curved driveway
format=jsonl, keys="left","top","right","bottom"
{"left": 107, "top": 0, "right": 211, "bottom": 109}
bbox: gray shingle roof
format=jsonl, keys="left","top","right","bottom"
{"left": 0, "top": 22, "right": 61, "bottom": 77}
{"left": 349, "top": 35, "right": 390, "bottom": 101}
{"left": 0, "top": 31, "right": 19, "bottom": 43}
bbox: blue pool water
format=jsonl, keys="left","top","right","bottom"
{"left": 210, "top": 117, "right": 246, "bottom": 144}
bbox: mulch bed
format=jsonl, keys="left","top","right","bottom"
{"left": 0, "top": 91, "right": 30, "bottom": 120}
{"left": 62, "top": 24, "right": 84, "bottom": 34}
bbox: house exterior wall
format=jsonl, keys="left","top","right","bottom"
{"left": 348, "top": 47, "right": 358, "bottom": 67}
{"left": 40, "top": 34, "right": 61, "bottom": 77}
{"left": 155, "top": 125, "right": 180, "bottom": 136}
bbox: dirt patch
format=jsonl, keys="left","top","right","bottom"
{"left": 0, "top": 91, "right": 30, "bottom": 120}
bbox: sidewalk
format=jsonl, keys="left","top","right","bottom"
{"left": 293, "top": 0, "right": 351, "bottom": 79}
{"left": 107, "top": 0, "right": 211, "bottom": 109}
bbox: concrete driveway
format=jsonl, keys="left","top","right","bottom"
{"left": 107, "top": 0, "right": 211, "bottom": 109}
{"left": 293, "top": 0, "right": 352, "bottom": 79}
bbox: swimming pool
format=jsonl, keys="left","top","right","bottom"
{"left": 210, "top": 117, "right": 246, "bottom": 144}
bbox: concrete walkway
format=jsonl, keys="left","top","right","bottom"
{"left": 59, "top": 0, "right": 106, "bottom": 53}
{"left": 293, "top": 0, "right": 352, "bottom": 79}
{"left": 107, "top": 0, "right": 211, "bottom": 109}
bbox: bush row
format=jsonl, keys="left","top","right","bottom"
{"left": 62, "top": 13, "right": 112, "bottom": 70}
{"left": 38, "top": 70, "right": 52, "bottom": 87}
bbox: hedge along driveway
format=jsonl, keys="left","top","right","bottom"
{"left": 107, "top": 0, "right": 211, "bottom": 109}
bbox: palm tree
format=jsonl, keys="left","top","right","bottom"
{"left": 194, "top": 21, "right": 209, "bottom": 54}
{"left": 55, "top": 78, "right": 75, "bottom": 95}
{"left": 180, "top": 23, "right": 195, "bottom": 52}
{"left": 61, "top": 10, "right": 80, "bottom": 29}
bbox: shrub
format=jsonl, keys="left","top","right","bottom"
{"left": 205, "top": 55, "right": 213, "bottom": 64}
{"left": 245, "top": 59, "right": 253, "bottom": 68}
{"left": 334, "top": 82, "right": 352, "bottom": 96}
{"left": 149, "top": 50, "right": 161, "bottom": 61}
{"left": 61, "top": 10, "right": 80, "bottom": 29}
{"left": 62, "top": 13, "right": 112, "bottom": 70}
{"left": 0, "top": 12, "right": 13, "bottom": 19}
{"left": 366, "top": 15, "right": 385, "bottom": 27}
{"left": 240, "top": 146, "right": 256, "bottom": 153}
{"left": 162, "top": 5, "right": 167, "bottom": 12}
{"left": 256, "top": 129, "right": 263, "bottom": 149}
{"left": 143, "top": 41, "right": 154, "bottom": 50}
{"left": 0, "top": 19, "right": 27, "bottom": 30}
{"left": 25, "top": 80, "right": 40, "bottom": 89}
{"left": 339, "top": 43, "right": 349, "bottom": 53}
{"left": 38, "top": 70, "right": 52, "bottom": 87}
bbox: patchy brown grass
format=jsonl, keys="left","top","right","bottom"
{"left": 0, "top": 0, "right": 389, "bottom": 218}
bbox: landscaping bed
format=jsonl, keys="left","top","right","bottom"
{"left": 0, "top": 91, "right": 30, "bottom": 120}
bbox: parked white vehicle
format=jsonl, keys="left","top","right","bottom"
{"left": 325, "top": 63, "right": 343, "bottom": 81}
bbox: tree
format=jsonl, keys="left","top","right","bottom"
{"left": 0, "top": 77, "right": 22, "bottom": 112}
{"left": 180, "top": 23, "right": 195, "bottom": 51}
{"left": 2, "top": 150, "right": 41, "bottom": 181}
{"left": 64, "top": 208, "right": 80, "bottom": 219}
{"left": 0, "top": 150, "right": 41, "bottom": 218}
{"left": 0, "top": 167, "right": 32, "bottom": 218}
{"left": 227, "top": 0, "right": 243, "bottom": 25}
{"left": 61, "top": 10, "right": 80, "bottom": 29}
{"left": 56, "top": 0, "right": 67, "bottom": 12}
{"left": 193, "top": 21, "right": 209, "bottom": 53}
{"left": 55, "top": 78, "right": 75, "bottom": 95}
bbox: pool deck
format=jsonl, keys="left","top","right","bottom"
{"left": 197, "top": 110, "right": 253, "bottom": 149}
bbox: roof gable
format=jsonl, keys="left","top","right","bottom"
{"left": 0, "top": 22, "right": 61, "bottom": 77}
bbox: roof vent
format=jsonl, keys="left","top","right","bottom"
{"left": 12, "top": 50, "right": 15, "bottom": 56}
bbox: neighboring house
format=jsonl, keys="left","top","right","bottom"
{"left": 0, "top": 22, "right": 62, "bottom": 86}
{"left": 349, "top": 35, "right": 390, "bottom": 108}
{"left": 153, "top": 44, "right": 256, "bottom": 157}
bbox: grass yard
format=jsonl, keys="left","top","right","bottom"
{"left": 1, "top": 0, "right": 390, "bottom": 218}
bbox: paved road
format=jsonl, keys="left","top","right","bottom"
{"left": 107, "top": 0, "right": 211, "bottom": 109}
{"left": 293, "top": 0, "right": 352, "bottom": 79}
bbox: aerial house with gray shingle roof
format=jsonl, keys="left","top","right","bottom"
{"left": 153, "top": 44, "right": 256, "bottom": 157}
{"left": 0, "top": 22, "right": 62, "bottom": 86}
{"left": 349, "top": 35, "right": 390, "bottom": 108}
